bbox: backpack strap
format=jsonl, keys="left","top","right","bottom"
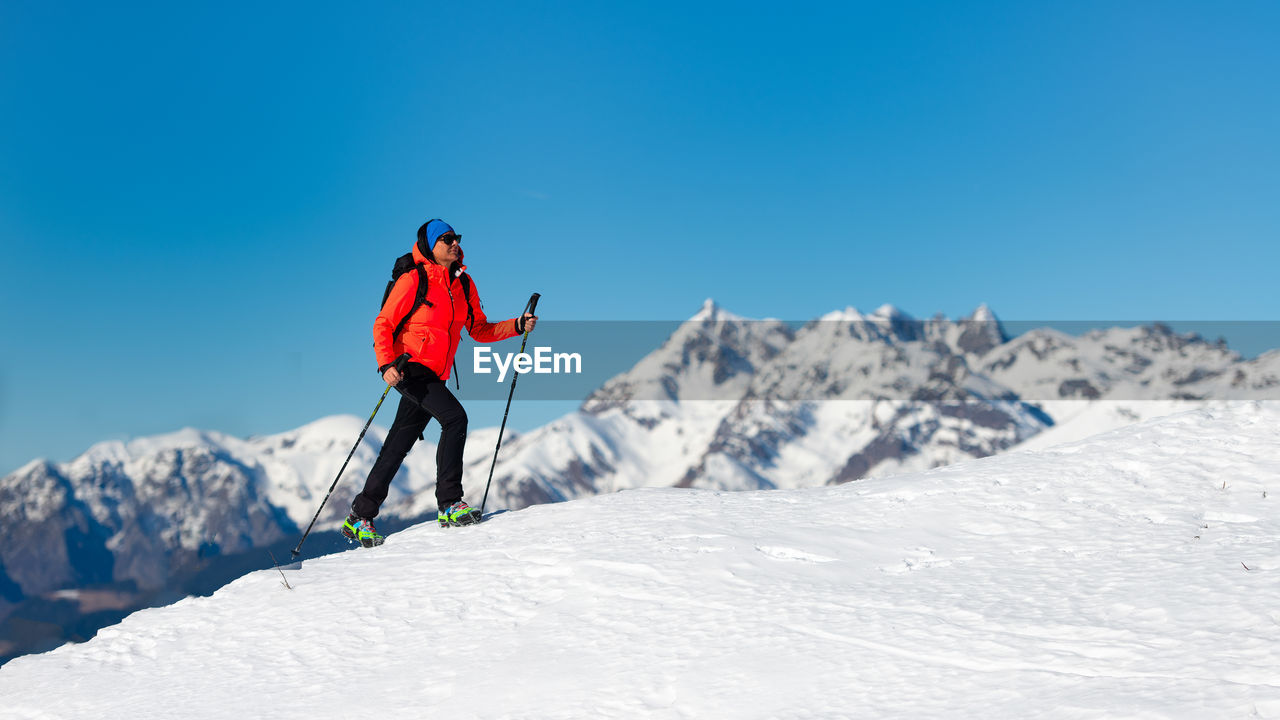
{"left": 392, "top": 265, "right": 431, "bottom": 340}
{"left": 380, "top": 252, "right": 434, "bottom": 342}
{"left": 458, "top": 271, "right": 475, "bottom": 330}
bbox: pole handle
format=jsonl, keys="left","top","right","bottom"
{"left": 526, "top": 293, "right": 540, "bottom": 318}
{"left": 385, "top": 352, "right": 411, "bottom": 388}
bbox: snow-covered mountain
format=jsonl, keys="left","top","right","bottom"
{"left": 475, "top": 302, "right": 1278, "bottom": 508}
{"left": 982, "top": 321, "right": 1280, "bottom": 402}
{"left": 0, "top": 417, "right": 463, "bottom": 660}
{"left": 3, "top": 300, "right": 1277, "bottom": 663}
{"left": 3, "top": 403, "right": 1278, "bottom": 718}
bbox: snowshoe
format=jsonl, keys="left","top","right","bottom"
{"left": 341, "top": 513, "right": 384, "bottom": 548}
{"left": 438, "top": 501, "right": 481, "bottom": 527}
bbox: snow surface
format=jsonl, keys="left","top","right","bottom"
{"left": 3, "top": 404, "right": 1280, "bottom": 718}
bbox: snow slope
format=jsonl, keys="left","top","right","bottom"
{"left": 3, "top": 403, "right": 1278, "bottom": 718}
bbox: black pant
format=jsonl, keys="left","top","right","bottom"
{"left": 352, "top": 364, "right": 468, "bottom": 519}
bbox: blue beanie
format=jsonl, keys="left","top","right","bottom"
{"left": 423, "top": 219, "right": 454, "bottom": 244}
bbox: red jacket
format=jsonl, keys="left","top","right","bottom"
{"left": 373, "top": 243, "right": 519, "bottom": 380}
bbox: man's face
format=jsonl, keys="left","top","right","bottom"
{"left": 433, "top": 232, "right": 461, "bottom": 264}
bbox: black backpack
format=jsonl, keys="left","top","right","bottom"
{"left": 380, "top": 253, "right": 474, "bottom": 340}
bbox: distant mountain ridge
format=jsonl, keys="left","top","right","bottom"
{"left": 477, "top": 301, "right": 1277, "bottom": 506}
{"left": 3, "top": 301, "right": 1278, "bottom": 661}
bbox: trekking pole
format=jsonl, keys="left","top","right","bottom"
{"left": 480, "top": 293, "right": 540, "bottom": 517}
{"left": 290, "top": 353, "right": 410, "bottom": 559}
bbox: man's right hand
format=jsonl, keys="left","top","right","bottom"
{"left": 383, "top": 366, "right": 403, "bottom": 386}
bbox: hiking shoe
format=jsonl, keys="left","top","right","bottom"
{"left": 438, "top": 501, "right": 481, "bottom": 527}
{"left": 341, "top": 513, "right": 384, "bottom": 548}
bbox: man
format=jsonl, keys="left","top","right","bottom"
{"left": 343, "top": 219, "right": 537, "bottom": 547}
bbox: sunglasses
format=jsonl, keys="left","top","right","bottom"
{"left": 437, "top": 233, "right": 462, "bottom": 246}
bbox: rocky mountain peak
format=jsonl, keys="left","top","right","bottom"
{"left": 689, "top": 298, "right": 741, "bottom": 323}
{"left": 956, "top": 303, "right": 1009, "bottom": 356}
{"left": 581, "top": 302, "right": 794, "bottom": 412}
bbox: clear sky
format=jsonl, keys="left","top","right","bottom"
{"left": 2, "top": 1, "right": 1279, "bottom": 474}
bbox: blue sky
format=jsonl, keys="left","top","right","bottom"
{"left": 2, "top": 1, "right": 1279, "bottom": 474}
